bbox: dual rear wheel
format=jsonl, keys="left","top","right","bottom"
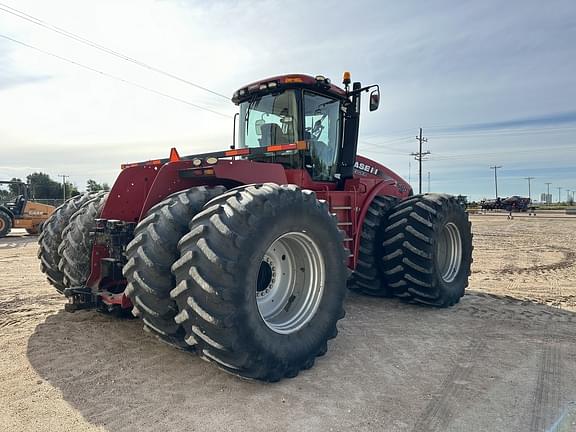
{"left": 38, "top": 193, "right": 99, "bottom": 293}
{"left": 349, "top": 193, "right": 473, "bottom": 306}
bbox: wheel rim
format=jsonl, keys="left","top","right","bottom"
{"left": 436, "top": 222, "right": 462, "bottom": 283}
{"left": 0, "top": 218, "right": 4, "bottom": 231}
{"left": 256, "top": 231, "right": 325, "bottom": 334}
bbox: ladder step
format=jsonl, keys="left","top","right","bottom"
{"left": 343, "top": 238, "right": 353, "bottom": 242}
{"left": 332, "top": 206, "right": 352, "bottom": 210}
{"left": 337, "top": 222, "right": 352, "bottom": 226}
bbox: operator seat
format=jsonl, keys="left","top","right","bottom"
{"left": 12, "top": 195, "right": 26, "bottom": 216}
{"left": 259, "top": 124, "right": 289, "bottom": 147}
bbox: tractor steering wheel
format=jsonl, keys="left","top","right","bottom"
{"left": 309, "top": 114, "right": 327, "bottom": 141}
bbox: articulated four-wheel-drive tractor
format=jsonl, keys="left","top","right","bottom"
{"left": 38, "top": 73, "right": 472, "bottom": 381}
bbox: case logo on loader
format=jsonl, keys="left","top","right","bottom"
{"left": 354, "top": 161, "right": 379, "bottom": 176}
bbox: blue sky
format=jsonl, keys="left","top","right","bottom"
{"left": 0, "top": 0, "right": 575, "bottom": 201}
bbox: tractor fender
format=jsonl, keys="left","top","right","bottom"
{"left": 352, "top": 180, "right": 407, "bottom": 269}
{"left": 99, "top": 164, "right": 162, "bottom": 222}
{"left": 0, "top": 205, "right": 14, "bottom": 220}
{"left": 139, "top": 159, "right": 287, "bottom": 218}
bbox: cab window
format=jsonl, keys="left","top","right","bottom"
{"left": 239, "top": 91, "right": 299, "bottom": 148}
{"left": 303, "top": 92, "right": 341, "bottom": 181}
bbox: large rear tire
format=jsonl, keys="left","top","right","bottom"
{"left": 38, "top": 193, "right": 94, "bottom": 293}
{"left": 0, "top": 211, "right": 12, "bottom": 238}
{"left": 58, "top": 192, "right": 108, "bottom": 287}
{"left": 348, "top": 195, "right": 398, "bottom": 297}
{"left": 123, "top": 186, "right": 226, "bottom": 348}
{"left": 382, "top": 194, "right": 473, "bottom": 307}
{"left": 170, "top": 184, "right": 348, "bottom": 381}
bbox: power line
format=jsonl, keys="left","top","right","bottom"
{"left": 428, "top": 145, "right": 576, "bottom": 162}
{"left": 0, "top": 2, "right": 230, "bottom": 100}
{"left": 357, "top": 140, "right": 410, "bottom": 155}
{"left": 358, "top": 136, "right": 413, "bottom": 148}
{"left": 490, "top": 166, "right": 502, "bottom": 199}
{"left": 0, "top": 33, "right": 230, "bottom": 118}
{"left": 410, "top": 128, "right": 429, "bottom": 194}
{"left": 428, "top": 125, "right": 576, "bottom": 140}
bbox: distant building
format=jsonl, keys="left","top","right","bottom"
{"left": 540, "top": 193, "right": 552, "bottom": 204}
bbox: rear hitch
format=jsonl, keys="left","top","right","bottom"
{"left": 63, "top": 286, "right": 98, "bottom": 312}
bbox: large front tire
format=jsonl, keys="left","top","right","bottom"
{"left": 123, "top": 186, "right": 226, "bottom": 347}
{"left": 382, "top": 194, "right": 473, "bottom": 307}
{"left": 170, "top": 184, "right": 348, "bottom": 381}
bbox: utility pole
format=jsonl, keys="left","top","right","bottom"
{"left": 490, "top": 166, "right": 502, "bottom": 199}
{"left": 427, "top": 171, "right": 431, "bottom": 193}
{"left": 557, "top": 186, "right": 562, "bottom": 203}
{"left": 411, "top": 128, "right": 429, "bottom": 194}
{"left": 58, "top": 174, "right": 69, "bottom": 202}
{"left": 524, "top": 177, "right": 535, "bottom": 202}
{"left": 545, "top": 182, "right": 552, "bottom": 205}
{"left": 567, "top": 189, "right": 571, "bottom": 202}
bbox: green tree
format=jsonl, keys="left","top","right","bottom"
{"left": 65, "top": 181, "right": 80, "bottom": 198}
{"left": 26, "top": 172, "right": 81, "bottom": 199}
{"left": 8, "top": 178, "right": 23, "bottom": 195}
{"left": 26, "top": 173, "right": 61, "bottom": 199}
{"left": 86, "top": 179, "right": 110, "bottom": 193}
{"left": 0, "top": 187, "right": 11, "bottom": 203}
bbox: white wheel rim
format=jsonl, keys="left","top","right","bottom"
{"left": 256, "top": 231, "right": 325, "bottom": 334}
{"left": 436, "top": 222, "right": 463, "bottom": 283}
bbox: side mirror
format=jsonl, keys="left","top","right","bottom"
{"left": 369, "top": 89, "right": 380, "bottom": 111}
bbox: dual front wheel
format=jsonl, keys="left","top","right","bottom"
{"left": 125, "top": 184, "right": 348, "bottom": 381}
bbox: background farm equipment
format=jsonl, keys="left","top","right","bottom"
{"left": 0, "top": 181, "right": 55, "bottom": 237}
{"left": 481, "top": 196, "right": 531, "bottom": 212}
{"left": 37, "top": 72, "right": 473, "bottom": 381}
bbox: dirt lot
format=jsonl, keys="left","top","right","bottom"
{"left": 1, "top": 215, "right": 576, "bottom": 432}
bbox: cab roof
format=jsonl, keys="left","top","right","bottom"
{"left": 232, "top": 74, "right": 348, "bottom": 104}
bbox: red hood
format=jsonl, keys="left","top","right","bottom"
{"left": 354, "top": 155, "right": 412, "bottom": 195}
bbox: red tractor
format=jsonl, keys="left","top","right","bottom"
{"left": 38, "top": 72, "right": 472, "bottom": 381}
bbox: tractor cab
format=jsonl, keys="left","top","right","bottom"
{"left": 0, "top": 181, "right": 28, "bottom": 217}
{"left": 233, "top": 73, "right": 380, "bottom": 184}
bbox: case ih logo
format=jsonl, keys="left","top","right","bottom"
{"left": 354, "top": 161, "right": 379, "bottom": 176}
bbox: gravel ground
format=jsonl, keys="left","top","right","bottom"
{"left": 1, "top": 215, "right": 576, "bottom": 432}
